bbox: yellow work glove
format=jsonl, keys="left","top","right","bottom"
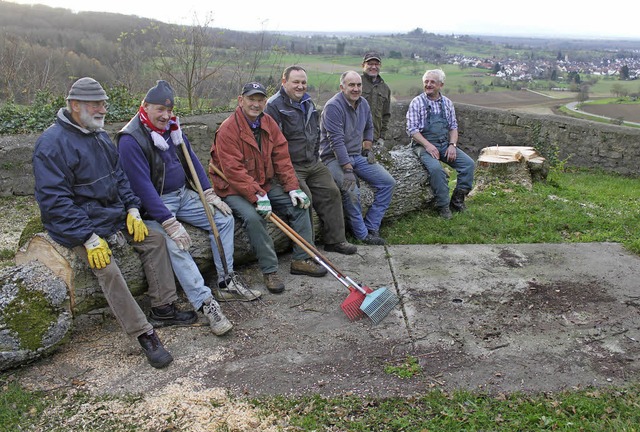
{"left": 84, "top": 233, "right": 112, "bottom": 269}
{"left": 126, "top": 208, "right": 148, "bottom": 242}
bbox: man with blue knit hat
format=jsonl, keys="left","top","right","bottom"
{"left": 33, "top": 77, "right": 193, "bottom": 369}
{"left": 118, "top": 80, "right": 260, "bottom": 337}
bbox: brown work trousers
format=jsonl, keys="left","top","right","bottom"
{"left": 74, "top": 229, "right": 178, "bottom": 338}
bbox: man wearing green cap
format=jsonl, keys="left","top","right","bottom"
{"left": 33, "top": 77, "right": 193, "bottom": 369}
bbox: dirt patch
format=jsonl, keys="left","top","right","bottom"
{"left": 579, "top": 104, "right": 640, "bottom": 123}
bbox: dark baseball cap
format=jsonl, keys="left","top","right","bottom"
{"left": 241, "top": 82, "right": 267, "bottom": 97}
{"left": 363, "top": 52, "right": 382, "bottom": 62}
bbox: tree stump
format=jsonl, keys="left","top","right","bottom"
{"left": 473, "top": 146, "right": 548, "bottom": 193}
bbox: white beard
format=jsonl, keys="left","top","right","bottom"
{"left": 79, "top": 108, "right": 105, "bottom": 131}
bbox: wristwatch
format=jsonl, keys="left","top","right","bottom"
{"left": 449, "top": 142, "right": 457, "bottom": 147}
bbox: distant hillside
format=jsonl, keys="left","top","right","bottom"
{"left": 1, "top": 0, "right": 638, "bottom": 107}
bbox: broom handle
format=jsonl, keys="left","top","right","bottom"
{"left": 209, "top": 162, "right": 367, "bottom": 294}
{"left": 269, "top": 213, "right": 366, "bottom": 291}
{"left": 180, "top": 143, "right": 229, "bottom": 276}
{"left": 268, "top": 215, "right": 352, "bottom": 290}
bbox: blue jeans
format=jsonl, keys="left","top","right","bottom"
{"left": 223, "top": 183, "right": 314, "bottom": 274}
{"left": 325, "top": 155, "right": 396, "bottom": 240}
{"left": 413, "top": 143, "right": 475, "bottom": 208}
{"left": 145, "top": 186, "right": 235, "bottom": 310}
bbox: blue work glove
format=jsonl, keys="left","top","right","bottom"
{"left": 255, "top": 193, "right": 272, "bottom": 219}
{"left": 288, "top": 189, "right": 310, "bottom": 209}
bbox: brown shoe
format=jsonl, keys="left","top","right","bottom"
{"left": 324, "top": 241, "right": 358, "bottom": 255}
{"left": 263, "top": 272, "right": 285, "bottom": 294}
{"left": 290, "top": 259, "right": 328, "bottom": 277}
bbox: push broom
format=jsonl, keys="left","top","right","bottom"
{"left": 209, "top": 162, "right": 398, "bottom": 323}
{"left": 268, "top": 213, "right": 399, "bottom": 325}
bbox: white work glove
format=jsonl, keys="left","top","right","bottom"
{"left": 288, "top": 189, "right": 310, "bottom": 209}
{"left": 170, "top": 116, "right": 184, "bottom": 146}
{"left": 161, "top": 216, "right": 192, "bottom": 250}
{"left": 203, "top": 188, "right": 232, "bottom": 216}
{"left": 255, "top": 193, "right": 272, "bottom": 219}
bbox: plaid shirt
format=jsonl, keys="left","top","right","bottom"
{"left": 406, "top": 93, "right": 458, "bottom": 137}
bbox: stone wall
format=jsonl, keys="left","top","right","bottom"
{"left": 2, "top": 103, "right": 639, "bottom": 197}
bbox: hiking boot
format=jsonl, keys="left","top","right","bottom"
{"left": 201, "top": 297, "right": 233, "bottom": 336}
{"left": 361, "top": 232, "right": 385, "bottom": 245}
{"left": 214, "top": 278, "right": 262, "bottom": 302}
{"left": 450, "top": 188, "right": 469, "bottom": 212}
{"left": 290, "top": 259, "right": 328, "bottom": 277}
{"left": 138, "top": 329, "right": 173, "bottom": 369}
{"left": 263, "top": 272, "right": 285, "bottom": 293}
{"left": 438, "top": 205, "right": 453, "bottom": 220}
{"left": 149, "top": 303, "right": 198, "bottom": 328}
{"left": 324, "top": 241, "right": 358, "bottom": 255}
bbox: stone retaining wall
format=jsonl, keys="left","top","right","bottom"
{"left": 2, "top": 103, "right": 638, "bottom": 197}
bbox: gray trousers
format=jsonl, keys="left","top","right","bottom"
{"left": 74, "top": 229, "right": 178, "bottom": 338}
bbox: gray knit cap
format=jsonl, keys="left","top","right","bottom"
{"left": 66, "top": 77, "right": 109, "bottom": 101}
{"left": 144, "top": 80, "right": 175, "bottom": 108}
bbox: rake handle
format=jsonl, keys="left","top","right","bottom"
{"left": 180, "top": 143, "right": 229, "bottom": 276}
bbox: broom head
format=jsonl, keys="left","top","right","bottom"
{"left": 361, "top": 287, "right": 400, "bottom": 325}
{"left": 340, "top": 285, "right": 373, "bottom": 321}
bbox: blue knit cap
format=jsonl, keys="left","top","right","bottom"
{"left": 144, "top": 80, "right": 175, "bottom": 108}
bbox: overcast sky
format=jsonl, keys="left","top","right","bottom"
{"left": 8, "top": 0, "right": 640, "bottom": 39}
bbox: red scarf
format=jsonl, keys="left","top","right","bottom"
{"left": 138, "top": 106, "right": 179, "bottom": 134}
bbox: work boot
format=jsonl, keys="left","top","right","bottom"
{"left": 438, "top": 205, "right": 453, "bottom": 220}
{"left": 138, "top": 329, "right": 173, "bottom": 369}
{"left": 361, "top": 231, "right": 385, "bottom": 245}
{"left": 263, "top": 272, "right": 285, "bottom": 293}
{"left": 290, "top": 258, "right": 328, "bottom": 277}
{"left": 149, "top": 303, "right": 198, "bottom": 328}
{"left": 324, "top": 241, "right": 358, "bottom": 255}
{"left": 201, "top": 297, "right": 233, "bottom": 336}
{"left": 450, "top": 188, "right": 469, "bottom": 212}
{"left": 214, "top": 277, "right": 262, "bottom": 302}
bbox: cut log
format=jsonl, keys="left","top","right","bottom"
{"left": 13, "top": 146, "right": 432, "bottom": 316}
{"left": 473, "top": 146, "right": 548, "bottom": 193}
{"left": 0, "top": 261, "right": 72, "bottom": 371}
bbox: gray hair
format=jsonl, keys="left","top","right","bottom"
{"left": 340, "top": 70, "right": 360, "bottom": 86}
{"left": 423, "top": 69, "right": 446, "bottom": 84}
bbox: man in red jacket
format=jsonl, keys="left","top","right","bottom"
{"left": 209, "top": 82, "right": 327, "bottom": 294}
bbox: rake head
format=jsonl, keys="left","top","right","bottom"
{"left": 340, "top": 285, "right": 373, "bottom": 321}
{"left": 361, "top": 287, "right": 400, "bottom": 325}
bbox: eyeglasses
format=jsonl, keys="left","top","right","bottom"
{"left": 82, "top": 101, "right": 109, "bottom": 110}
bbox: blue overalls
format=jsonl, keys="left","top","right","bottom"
{"left": 412, "top": 98, "right": 474, "bottom": 208}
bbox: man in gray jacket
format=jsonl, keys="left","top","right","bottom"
{"left": 319, "top": 71, "right": 396, "bottom": 245}
{"left": 265, "top": 66, "right": 356, "bottom": 255}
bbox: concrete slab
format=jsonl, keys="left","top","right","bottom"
{"left": 13, "top": 243, "right": 640, "bottom": 398}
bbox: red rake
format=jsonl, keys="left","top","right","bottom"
{"left": 269, "top": 214, "right": 398, "bottom": 324}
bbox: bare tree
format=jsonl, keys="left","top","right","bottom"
{"left": 153, "top": 14, "right": 228, "bottom": 112}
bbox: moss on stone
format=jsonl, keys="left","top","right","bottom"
{"left": 3, "top": 283, "right": 58, "bottom": 351}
